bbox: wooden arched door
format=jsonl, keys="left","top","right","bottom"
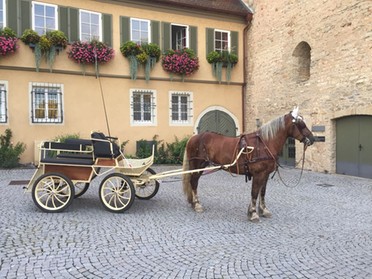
{"left": 197, "top": 110, "right": 237, "bottom": 137}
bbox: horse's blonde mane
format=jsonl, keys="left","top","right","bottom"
{"left": 258, "top": 116, "right": 286, "bottom": 141}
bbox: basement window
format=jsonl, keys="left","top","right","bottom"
{"left": 30, "top": 83, "right": 63, "bottom": 124}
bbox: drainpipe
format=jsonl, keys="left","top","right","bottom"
{"left": 242, "top": 13, "right": 253, "bottom": 134}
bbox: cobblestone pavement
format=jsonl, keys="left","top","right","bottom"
{"left": 0, "top": 166, "right": 371, "bottom": 279}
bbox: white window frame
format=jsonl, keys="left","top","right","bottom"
{"left": 32, "top": 1, "right": 58, "bottom": 35}
{"left": 130, "top": 89, "right": 157, "bottom": 126}
{"left": 79, "top": 9, "right": 102, "bottom": 42}
{"left": 0, "top": 81, "right": 8, "bottom": 124}
{"left": 130, "top": 18, "right": 151, "bottom": 45}
{"left": 169, "top": 91, "right": 193, "bottom": 126}
{"left": 0, "top": 0, "right": 6, "bottom": 29}
{"left": 30, "top": 82, "right": 63, "bottom": 124}
{"left": 171, "top": 24, "right": 189, "bottom": 50}
{"left": 214, "top": 29, "right": 231, "bottom": 52}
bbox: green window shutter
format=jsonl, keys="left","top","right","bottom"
{"left": 206, "top": 28, "right": 214, "bottom": 56}
{"left": 59, "top": 6, "right": 69, "bottom": 38}
{"left": 162, "top": 22, "right": 170, "bottom": 52}
{"left": 230, "top": 31, "right": 238, "bottom": 54}
{"left": 69, "top": 8, "right": 79, "bottom": 42}
{"left": 102, "top": 14, "right": 112, "bottom": 46}
{"left": 59, "top": 7, "right": 78, "bottom": 42}
{"left": 7, "top": 0, "right": 18, "bottom": 34}
{"left": 189, "top": 26, "right": 197, "bottom": 55}
{"left": 151, "top": 20, "right": 160, "bottom": 45}
{"left": 120, "top": 16, "right": 130, "bottom": 44}
{"left": 20, "top": 0, "right": 31, "bottom": 33}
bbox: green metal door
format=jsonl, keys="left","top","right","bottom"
{"left": 336, "top": 115, "right": 372, "bottom": 179}
{"left": 198, "top": 110, "right": 237, "bottom": 137}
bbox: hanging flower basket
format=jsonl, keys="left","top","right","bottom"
{"left": 120, "top": 41, "right": 161, "bottom": 81}
{"left": 0, "top": 27, "right": 19, "bottom": 57}
{"left": 21, "top": 29, "right": 68, "bottom": 72}
{"left": 207, "top": 50, "right": 238, "bottom": 83}
{"left": 162, "top": 48, "right": 199, "bottom": 81}
{"left": 68, "top": 39, "right": 114, "bottom": 76}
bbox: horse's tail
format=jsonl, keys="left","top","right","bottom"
{"left": 182, "top": 146, "right": 193, "bottom": 204}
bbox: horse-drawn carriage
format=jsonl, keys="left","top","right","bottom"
{"left": 26, "top": 131, "right": 252, "bottom": 213}
{"left": 26, "top": 108, "right": 315, "bottom": 222}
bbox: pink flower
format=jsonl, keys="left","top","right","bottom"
{"left": 68, "top": 40, "right": 114, "bottom": 65}
{"left": 0, "top": 37, "right": 18, "bottom": 56}
{"left": 162, "top": 48, "right": 199, "bottom": 76}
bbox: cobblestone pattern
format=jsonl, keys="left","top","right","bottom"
{"left": 0, "top": 166, "right": 371, "bottom": 278}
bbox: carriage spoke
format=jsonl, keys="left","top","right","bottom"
{"left": 32, "top": 173, "right": 74, "bottom": 213}
{"left": 99, "top": 174, "right": 135, "bottom": 213}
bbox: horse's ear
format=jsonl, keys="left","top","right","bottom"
{"left": 291, "top": 106, "right": 299, "bottom": 120}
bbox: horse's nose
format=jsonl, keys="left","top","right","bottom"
{"left": 306, "top": 136, "right": 315, "bottom": 146}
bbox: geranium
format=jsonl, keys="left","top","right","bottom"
{"left": 162, "top": 48, "right": 199, "bottom": 79}
{"left": 0, "top": 27, "right": 18, "bottom": 57}
{"left": 68, "top": 40, "right": 114, "bottom": 65}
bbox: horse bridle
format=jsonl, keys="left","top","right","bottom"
{"left": 292, "top": 116, "right": 313, "bottom": 147}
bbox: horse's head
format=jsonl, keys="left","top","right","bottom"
{"left": 288, "top": 107, "right": 315, "bottom": 146}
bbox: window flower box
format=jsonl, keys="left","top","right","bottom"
{"left": 162, "top": 48, "right": 199, "bottom": 81}
{"left": 0, "top": 27, "right": 19, "bottom": 58}
{"left": 120, "top": 41, "right": 161, "bottom": 81}
{"left": 21, "top": 29, "right": 68, "bottom": 72}
{"left": 207, "top": 50, "right": 238, "bottom": 83}
{"left": 68, "top": 40, "right": 114, "bottom": 76}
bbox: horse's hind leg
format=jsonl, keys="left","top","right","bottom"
{"left": 258, "top": 177, "right": 272, "bottom": 218}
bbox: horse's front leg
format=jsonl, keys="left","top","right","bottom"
{"left": 248, "top": 176, "right": 261, "bottom": 222}
{"left": 258, "top": 176, "right": 272, "bottom": 218}
{"left": 190, "top": 173, "right": 204, "bottom": 213}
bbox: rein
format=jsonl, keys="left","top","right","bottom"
{"left": 275, "top": 143, "right": 307, "bottom": 188}
{"left": 257, "top": 133, "right": 308, "bottom": 188}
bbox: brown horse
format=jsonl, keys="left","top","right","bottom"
{"left": 182, "top": 107, "right": 315, "bottom": 222}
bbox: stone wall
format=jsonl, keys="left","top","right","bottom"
{"left": 245, "top": 0, "right": 371, "bottom": 173}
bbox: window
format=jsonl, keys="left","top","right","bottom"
{"left": 0, "top": 81, "right": 7, "bottom": 123}
{"left": 171, "top": 24, "right": 188, "bottom": 50}
{"left": 0, "top": 0, "right": 5, "bottom": 29}
{"left": 131, "top": 18, "right": 150, "bottom": 45}
{"left": 32, "top": 1, "right": 58, "bottom": 35}
{"left": 30, "top": 83, "right": 63, "bottom": 124}
{"left": 206, "top": 28, "right": 238, "bottom": 56}
{"left": 80, "top": 9, "right": 102, "bottom": 41}
{"left": 170, "top": 91, "right": 193, "bottom": 126}
{"left": 130, "top": 89, "right": 156, "bottom": 126}
{"left": 292, "top": 41, "right": 311, "bottom": 82}
{"left": 214, "top": 29, "right": 230, "bottom": 52}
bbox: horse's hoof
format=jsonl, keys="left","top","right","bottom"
{"left": 260, "top": 208, "right": 272, "bottom": 218}
{"left": 194, "top": 203, "right": 204, "bottom": 213}
{"left": 249, "top": 212, "right": 260, "bottom": 223}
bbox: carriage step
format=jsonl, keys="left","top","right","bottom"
{"left": 8, "top": 180, "right": 30, "bottom": 185}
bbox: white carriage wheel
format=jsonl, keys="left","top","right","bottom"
{"left": 135, "top": 168, "right": 160, "bottom": 200}
{"left": 99, "top": 173, "right": 135, "bottom": 213}
{"left": 32, "top": 173, "right": 75, "bottom": 213}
